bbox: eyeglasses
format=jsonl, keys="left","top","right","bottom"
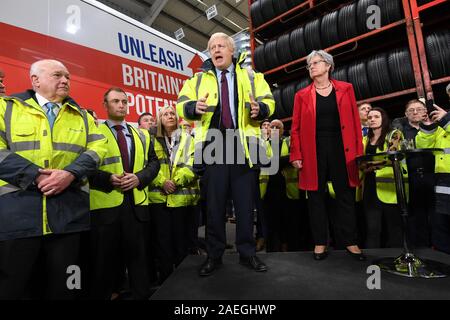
{"left": 306, "top": 60, "right": 327, "bottom": 70}
{"left": 406, "top": 107, "right": 426, "bottom": 114}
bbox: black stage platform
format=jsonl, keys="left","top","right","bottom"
{"left": 152, "top": 249, "right": 450, "bottom": 300}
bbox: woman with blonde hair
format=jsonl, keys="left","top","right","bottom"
{"left": 148, "top": 105, "right": 200, "bottom": 284}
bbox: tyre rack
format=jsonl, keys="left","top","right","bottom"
{"left": 409, "top": 0, "right": 450, "bottom": 101}
{"left": 249, "top": 0, "right": 450, "bottom": 121}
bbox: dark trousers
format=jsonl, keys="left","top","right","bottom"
{"left": 363, "top": 196, "right": 403, "bottom": 248}
{"left": 407, "top": 173, "right": 434, "bottom": 247}
{"left": 0, "top": 233, "right": 80, "bottom": 300}
{"left": 151, "top": 204, "right": 191, "bottom": 284}
{"left": 88, "top": 198, "right": 150, "bottom": 300}
{"left": 205, "top": 164, "right": 257, "bottom": 259}
{"left": 307, "top": 135, "right": 358, "bottom": 247}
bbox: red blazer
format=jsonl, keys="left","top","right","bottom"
{"left": 289, "top": 79, "right": 363, "bottom": 191}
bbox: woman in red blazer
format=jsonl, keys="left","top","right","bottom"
{"left": 290, "top": 50, "right": 365, "bottom": 261}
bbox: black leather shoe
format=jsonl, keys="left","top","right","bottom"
{"left": 346, "top": 249, "right": 366, "bottom": 261}
{"left": 313, "top": 251, "right": 328, "bottom": 260}
{"left": 199, "top": 257, "right": 222, "bottom": 276}
{"left": 239, "top": 256, "right": 267, "bottom": 272}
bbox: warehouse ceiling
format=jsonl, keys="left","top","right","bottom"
{"left": 96, "top": 0, "right": 250, "bottom": 51}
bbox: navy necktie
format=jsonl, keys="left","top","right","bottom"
{"left": 113, "top": 125, "right": 130, "bottom": 173}
{"left": 220, "top": 70, "right": 233, "bottom": 129}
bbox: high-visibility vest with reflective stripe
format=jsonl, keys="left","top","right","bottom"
{"left": 280, "top": 137, "right": 300, "bottom": 200}
{"left": 362, "top": 133, "right": 408, "bottom": 204}
{"left": 0, "top": 95, "right": 106, "bottom": 236}
{"left": 176, "top": 52, "right": 275, "bottom": 168}
{"left": 90, "top": 123, "right": 150, "bottom": 210}
{"left": 148, "top": 130, "right": 199, "bottom": 207}
{"left": 416, "top": 125, "right": 450, "bottom": 174}
{"left": 259, "top": 139, "right": 271, "bottom": 199}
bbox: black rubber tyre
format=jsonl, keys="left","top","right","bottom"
{"left": 276, "top": 33, "right": 293, "bottom": 66}
{"left": 253, "top": 44, "right": 267, "bottom": 72}
{"left": 282, "top": 82, "right": 297, "bottom": 117}
{"left": 260, "top": 0, "right": 276, "bottom": 23}
{"left": 366, "top": 53, "right": 394, "bottom": 96}
{"left": 250, "top": 1, "right": 264, "bottom": 28}
{"left": 332, "top": 66, "right": 348, "bottom": 83}
{"left": 357, "top": 0, "right": 378, "bottom": 35}
{"left": 304, "top": 18, "right": 323, "bottom": 52}
{"left": 272, "top": 87, "right": 286, "bottom": 119}
{"left": 338, "top": 3, "right": 358, "bottom": 41}
{"left": 377, "top": 0, "right": 403, "bottom": 26}
{"left": 273, "top": 0, "right": 289, "bottom": 16}
{"left": 388, "top": 48, "right": 416, "bottom": 91}
{"left": 425, "top": 31, "right": 450, "bottom": 79}
{"left": 295, "top": 77, "right": 311, "bottom": 92}
{"left": 264, "top": 39, "right": 279, "bottom": 71}
{"left": 348, "top": 61, "right": 372, "bottom": 100}
{"left": 321, "top": 11, "right": 340, "bottom": 49}
{"left": 289, "top": 26, "right": 307, "bottom": 60}
{"left": 388, "top": 48, "right": 415, "bottom": 91}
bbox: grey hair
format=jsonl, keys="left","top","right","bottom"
{"left": 306, "top": 50, "right": 334, "bottom": 73}
{"left": 207, "top": 32, "right": 235, "bottom": 52}
{"left": 446, "top": 82, "right": 450, "bottom": 95}
{"left": 29, "top": 59, "right": 67, "bottom": 77}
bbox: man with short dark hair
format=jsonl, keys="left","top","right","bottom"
{"left": 138, "top": 112, "right": 157, "bottom": 135}
{"left": 88, "top": 87, "right": 159, "bottom": 300}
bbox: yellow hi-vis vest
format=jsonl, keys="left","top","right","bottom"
{"left": 90, "top": 123, "right": 150, "bottom": 210}
{"left": 0, "top": 93, "right": 106, "bottom": 238}
{"left": 416, "top": 124, "right": 450, "bottom": 174}
{"left": 361, "top": 130, "right": 408, "bottom": 204}
{"left": 176, "top": 52, "right": 275, "bottom": 168}
{"left": 280, "top": 137, "right": 300, "bottom": 200}
{"left": 148, "top": 129, "right": 199, "bottom": 207}
{"left": 259, "top": 137, "right": 300, "bottom": 200}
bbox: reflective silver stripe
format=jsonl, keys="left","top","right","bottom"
{"left": 420, "top": 127, "right": 438, "bottom": 134}
{"left": 0, "top": 184, "right": 20, "bottom": 196}
{"left": 444, "top": 148, "right": 450, "bottom": 154}
{"left": 149, "top": 188, "right": 199, "bottom": 196}
{"left": 80, "top": 183, "right": 90, "bottom": 194}
{"left": 87, "top": 134, "right": 104, "bottom": 143}
{"left": 256, "top": 94, "right": 274, "bottom": 102}
{"left": 4, "top": 100, "right": 13, "bottom": 147}
{"left": 247, "top": 68, "right": 255, "bottom": 98}
{"left": 0, "top": 149, "right": 12, "bottom": 163}
{"left": 102, "top": 156, "right": 121, "bottom": 165}
{"left": 435, "top": 186, "right": 450, "bottom": 195}
{"left": 149, "top": 188, "right": 161, "bottom": 193}
{"left": 206, "top": 106, "right": 215, "bottom": 113}
{"left": 375, "top": 177, "right": 395, "bottom": 183}
{"left": 177, "top": 95, "right": 190, "bottom": 104}
{"left": 195, "top": 73, "right": 203, "bottom": 98}
{"left": 10, "top": 141, "right": 40, "bottom": 152}
{"left": 85, "top": 149, "right": 101, "bottom": 164}
{"left": 81, "top": 109, "right": 89, "bottom": 145}
{"left": 53, "top": 142, "right": 84, "bottom": 154}
{"left": 0, "top": 130, "right": 6, "bottom": 142}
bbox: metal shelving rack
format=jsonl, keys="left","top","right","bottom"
{"left": 248, "top": 0, "right": 449, "bottom": 121}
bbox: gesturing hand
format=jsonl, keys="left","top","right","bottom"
{"left": 196, "top": 93, "right": 209, "bottom": 115}
{"left": 249, "top": 93, "right": 259, "bottom": 119}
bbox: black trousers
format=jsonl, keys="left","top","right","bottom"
{"left": 307, "top": 135, "right": 358, "bottom": 247}
{"left": 151, "top": 204, "right": 192, "bottom": 284}
{"left": 88, "top": 197, "right": 150, "bottom": 300}
{"left": 363, "top": 194, "right": 403, "bottom": 248}
{"left": 205, "top": 164, "right": 257, "bottom": 259}
{"left": 0, "top": 233, "right": 80, "bottom": 300}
